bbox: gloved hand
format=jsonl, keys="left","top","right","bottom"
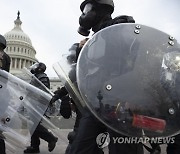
{"left": 60, "top": 95, "right": 72, "bottom": 119}
{"left": 49, "top": 96, "right": 56, "bottom": 106}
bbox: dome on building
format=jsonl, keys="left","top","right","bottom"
{"left": 4, "top": 11, "right": 38, "bottom": 76}
{"left": 5, "top": 26, "right": 32, "bottom": 45}
{"left": 2, "top": 11, "right": 62, "bottom": 92}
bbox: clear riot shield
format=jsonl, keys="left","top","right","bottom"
{"left": 77, "top": 23, "right": 180, "bottom": 138}
{"left": 22, "top": 68, "right": 61, "bottom": 116}
{"left": 0, "top": 70, "right": 52, "bottom": 150}
{"left": 53, "top": 56, "right": 86, "bottom": 113}
{"left": 55, "top": 23, "right": 180, "bottom": 138}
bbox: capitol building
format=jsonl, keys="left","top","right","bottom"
{"left": 3, "top": 11, "right": 62, "bottom": 91}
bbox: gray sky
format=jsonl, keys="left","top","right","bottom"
{"left": 0, "top": 0, "right": 180, "bottom": 77}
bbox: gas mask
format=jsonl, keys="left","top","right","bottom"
{"left": 78, "top": 3, "right": 98, "bottom": 36}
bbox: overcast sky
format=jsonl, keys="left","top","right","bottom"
{"left": 0, "top": 0, "right": 180, "bottom": 77}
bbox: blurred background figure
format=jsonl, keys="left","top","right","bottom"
{"left": 24, "top": 62, "right": 58, "bottom": 153}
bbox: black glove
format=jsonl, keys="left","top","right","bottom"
{"left": 49, "top": 86, "right": 68, "bottom": 106}
{"left": 49, "top": 96, "right": 57, "bottom": 106}
{"left": 60, "top": 95, "right": 71, "bottom": 119}
{"left": 49, "top": 93, "right": 61, "bottom": 106}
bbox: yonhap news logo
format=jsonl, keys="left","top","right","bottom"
{"left": 112, "top": 136, "right": 175, "bottom": 144}
{"left": 96, "top": 132, "right": 175, "bottom": 148}
{"left": 96, "top": 132, "right": 110, "bottom": 148}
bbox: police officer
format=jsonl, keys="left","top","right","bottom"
{"left": 68, "top": 0, "right": 145, "bottom": 154}
{"left": 24, "top": 62, "right": 58, "bottom": 153}
{"left": 50, "top": 43, "right": 84, "bottom": 154}
{"left": 49, "top": 86, "right": 76, "bottom": 154}
{"left": 66, "top": 40, "right": 106, "bottom": 154}
{"left": 0, "top": 34, "right": 11, "bottom": 154}
{"left": 77, "top": 0, "right": 135, "bottom": 36}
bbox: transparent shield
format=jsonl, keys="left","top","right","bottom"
{"left": 76, "top": 23, "right": 180, "bottom": 137}
{"left": 53, "top": 55, "right": 86, "bottom": 113}
{"left": 22, "top": 68, "right": 61, "bottom": 116}
{"left": 0, "top": 70, "right": 51, "bottom": 150}
{"left": 20, "top": 68, "right": 61, "bottom": 135}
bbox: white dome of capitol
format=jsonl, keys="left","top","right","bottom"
{"left": 4, "top": 11, "right": 32, "bottom": 46}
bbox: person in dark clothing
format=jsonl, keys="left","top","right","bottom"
{"left": 63, "top": 39, "right": 107, "bottom": 154}
{"left": 77, "top": 0, "right": 134, "bottom": 36}
{"left": 49, "top": 87, "right": 79, "bottom": 154}
{"left": 0, "top": 34, "right": 11, "bottom": 154}
{"left": 67, "top": 1, "right": 144, "bottom": 154}
{"left": 24, "top": 62, "right": 58, "bottom": 153}
{"left": 63, "top": 96, "right": 83, "bottom": 154}
{"left": 50, "top": 42, "right": 85, "bottom": 154}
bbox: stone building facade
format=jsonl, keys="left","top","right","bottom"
{"left": 3, "top": 11, "right": 61, "bottom": 92}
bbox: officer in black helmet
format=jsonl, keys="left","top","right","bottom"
{"left": 50, "top": 42, "right": 86, "bottom": 154}
{"left": 29, "top": 62, "right": 50, "bottom": 88}
{"left": 24, "top": 62, "right": 58, "bottom": 153}
{"left": 78, "top": 0, "right": 134, "bottom": 36}
{"left": 50, "top": 43, "right": 80, "bottom": 120}
{"left": 0, "top": 34, "right": 11, "bottom": 154}
{"left": 67, "top": 0, "right": 144, "bottom": 154}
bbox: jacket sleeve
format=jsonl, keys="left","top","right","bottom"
{"left": 3, "top": 52, "right": 11, "bottom": 72}
{"left": 50, "top": 86, "right": 68, "bottom": 103}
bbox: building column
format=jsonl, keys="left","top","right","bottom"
{"left": 23, "top": 59, "right": 26, "bottom": 68}
{"left": 10, "top": 58, "right": 12, "bottom": 69}
{"left": 19, "top": 58, "right": 22, "bottom": 69}
{"left": 14, "top": 58, "right": 17, "bottom": 69}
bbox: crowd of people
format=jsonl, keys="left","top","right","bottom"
{"left": 0, "top": 0, "right": 180, "bottom": 154}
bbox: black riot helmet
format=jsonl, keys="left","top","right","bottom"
{"left": 0, "top": 34, "right": 7, "bottom": 50}
{"left": 78, "top": 0, "right": 114, "bottom": 36}
{"left": 80, "top": 0, "right": 114, "bottom": 13}
{"left": 30, "top": 62, "right": 46, "bottom": 74}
